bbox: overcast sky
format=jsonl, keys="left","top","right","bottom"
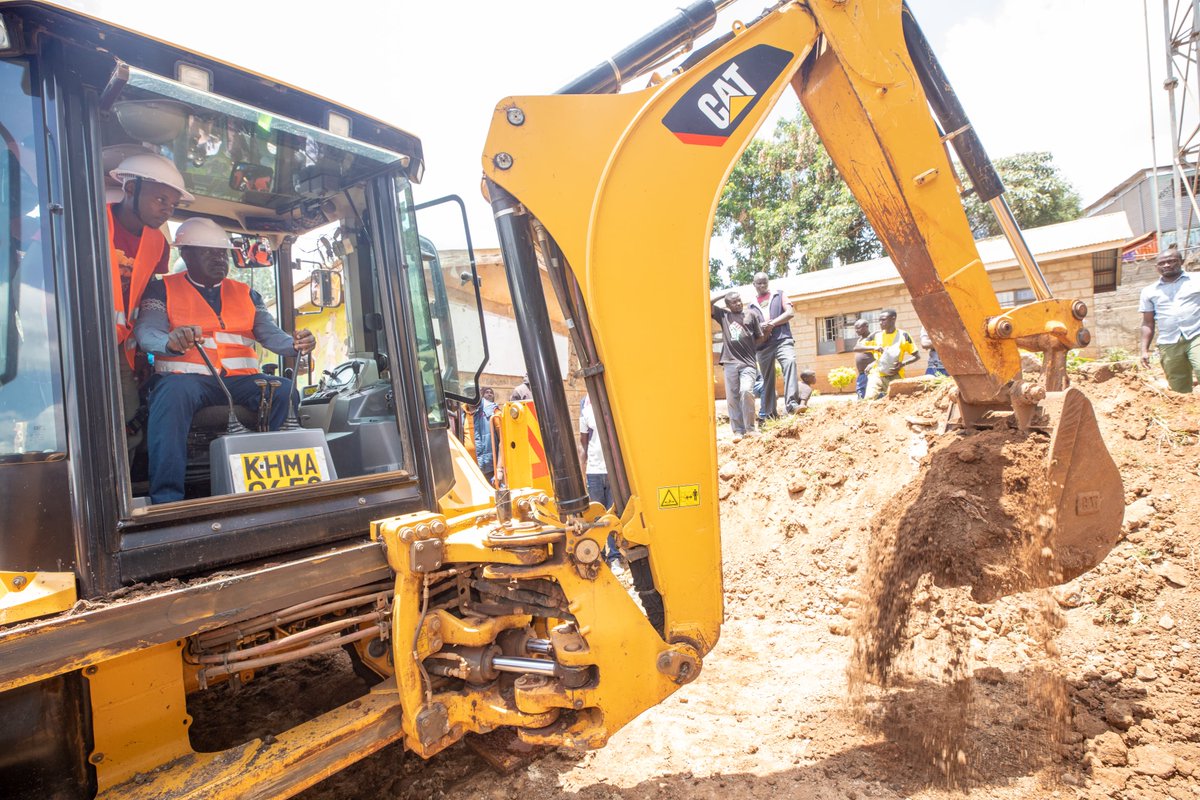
{"left": 65, "top": 0, "right": 1164, "bottom": 250}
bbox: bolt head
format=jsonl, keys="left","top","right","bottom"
{"left": 506, "top": 107, "right": 525, "bottom": 126}
{"left": 11, "top": 575, "right": 27, "bottom": 589}
{"left": 494, "top": 152, "right": 514, "bottom": 170}
{"left": 1077, "top": 328, "right": 1092, "bottom": 347}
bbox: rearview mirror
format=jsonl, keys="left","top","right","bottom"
{"left": 229, "top": 161, "right": 274, "bottom": 194}
{"left": 310, "top": 268, "right": 344, "bottom": 308}
{"left": 231, "top": 233, "right": 275, "bottom": 270}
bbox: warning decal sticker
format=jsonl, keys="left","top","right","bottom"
{"left": 657, "top": 484, "right": 700, "bottom": 509}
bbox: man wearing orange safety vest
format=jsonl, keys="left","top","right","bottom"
{"left": 133, "top": 218, "right": 316, "bottom": 504}
{"left": 107, "top": 153, "right": 192, "bottom": 445}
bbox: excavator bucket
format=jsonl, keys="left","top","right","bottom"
{"left": 1039, "top": 386, "right": 1124, "bottom": 585}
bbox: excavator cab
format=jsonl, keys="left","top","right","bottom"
{"left": 0, "top": 5, "right": 497, "bottom": 793}
{"left": 0, "top": 3, "right": 496, "bottom": 587}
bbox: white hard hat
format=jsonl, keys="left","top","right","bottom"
{"left": 174, "top": 218, "right": 235, "bottom": 249}
{"left": 109, "top": 153, "right": 195, "bottom": 203}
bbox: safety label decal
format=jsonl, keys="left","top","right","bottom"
{"left": 657, "top": 484, "right": 700, "bottom": 509}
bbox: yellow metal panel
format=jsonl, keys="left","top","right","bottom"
{"left": 375, "top": 504, "right": 699, "bottom": 753}
{"left": 0, "top": 570, "right": 76, "bottom": 624}
{"left": 483, "top": 4, "right": 823, "bottom": 654}
{"left": 495, "top": 401, "right": 553, "bottom": 494}
{"left": 85, "top": 641, "right": 193, "bottom": 792}
{"left": 95, "top": 686, "right": 405, "bottom": 800}
{"left": 439, "top": 430, "right": 496, "bottom": 516}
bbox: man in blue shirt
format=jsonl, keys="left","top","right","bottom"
{"left": 471, "top": 388, "right": 498, "bottom": 483}
{"left": 1140, "top": 246, "right": 1200, "bottom": 393}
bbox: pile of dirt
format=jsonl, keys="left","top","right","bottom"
{"left": 258, "top": 367, "right": 1200, "bottom": 799}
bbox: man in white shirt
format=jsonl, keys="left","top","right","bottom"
{"left": 1140, "top": 246, "right": 1200, "bottom": 393}
{"left": 579, "top": 395, "right": 620, "bottom": 569}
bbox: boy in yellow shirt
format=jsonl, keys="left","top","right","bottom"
{"left": 854, "top": 309, "right": 921, "bottom": 400}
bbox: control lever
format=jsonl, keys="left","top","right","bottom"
{"left": 281, "top": 379, "right": 302, "bottom": 431}
{"left": 254, "top": 378, "right": 270, "bottom": 432}
{"left": 265, "top": 379, "right": 282, "bottom": 431}
{"left": 195, "top": 344, "right": 248, "bottom": 435}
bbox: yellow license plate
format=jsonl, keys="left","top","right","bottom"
{"left": 230, "top": 447, "right": 331, "bottom": 493}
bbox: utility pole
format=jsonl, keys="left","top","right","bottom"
{"left": 1161, "top": 0, "right": 1200, "bottom": 254}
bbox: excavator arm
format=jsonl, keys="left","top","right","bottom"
{"left": 372, "top": 0, "right": 1124, "bottom": 759}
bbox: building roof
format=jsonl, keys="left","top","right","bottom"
{"left": 737, "top": 212, "right": 1134, "bottom": 303}
{"left": 1083, "top": 165, "right": 1189, "bottom": 216}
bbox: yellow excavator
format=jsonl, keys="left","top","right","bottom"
{"left": 0, "top": 0, "right": 1122, "bottom": 797}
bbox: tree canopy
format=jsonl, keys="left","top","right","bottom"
{"left": 961, "top": 151, "right": 1082, "bottom": 238}
{"left": 710, "top": 111, "right": 1083, "bottom": 289}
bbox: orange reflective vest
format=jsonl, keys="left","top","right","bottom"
{"left": 107, "top": 204, "right": 167, "bottom": 368}
{"left": 154, "top": 273, "right": 260, "bottom": 377}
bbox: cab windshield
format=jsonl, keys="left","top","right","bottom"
{"left": 99, "top": 67, "right": 484, "bottom": 509}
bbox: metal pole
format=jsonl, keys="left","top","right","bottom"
{"left": 1146, "top": 0, "right": 1164, "bottom": 240}
{"left": 1164, "top": 0, "right": 1185, "bottom": 246}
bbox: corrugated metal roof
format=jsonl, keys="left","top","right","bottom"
{"left": 730, "top": 212, "right": 1134, "bottom": 302}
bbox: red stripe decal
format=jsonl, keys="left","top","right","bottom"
{"left": 673, "top": 132, "right": 730, "bottom": 147}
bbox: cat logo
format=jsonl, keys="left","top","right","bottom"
{"left": 698, "top": 63, "right": 756, "bottom": 130}
{"left": 662, "top": 44, "right": 794, "bottom": 146}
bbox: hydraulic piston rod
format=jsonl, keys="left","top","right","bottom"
{"left": 558, "top": 0, "right": 737, "bottom": 95}
{"left": 902, "top": 3, "right": 1053, "bottom": 302}
{"left": 491, "top": 655, "right": 559, "bottom": 677}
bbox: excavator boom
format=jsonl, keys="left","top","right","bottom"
{"left": 479, "top": 0, "right": 1123, "bottom": 736}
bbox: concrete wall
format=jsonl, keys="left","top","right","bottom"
{"left": 1091, "top": 257, "right": 1169, "bottom": 356}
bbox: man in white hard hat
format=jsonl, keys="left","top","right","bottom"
{"left": 107, "top": 152, "right": 193, "bottom": 447}
{"left": 133, "top": 218, "right": 316, "bottom": 504}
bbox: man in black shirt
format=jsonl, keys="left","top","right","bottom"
{"left": 712, "top": 291, "right": 765, "bottom": 442}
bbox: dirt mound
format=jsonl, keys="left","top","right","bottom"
{"left": 280, "top": 368, "right": 1200, "bottom": 799}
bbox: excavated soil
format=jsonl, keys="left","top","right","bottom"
{"left": 196, "top": 365, "right": 1200, "bottom": 799}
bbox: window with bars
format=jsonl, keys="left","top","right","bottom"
{"left": 995, "top": 288, "right": 1035, "bottom": 308}
{"left": 1093, "top": 249, "right": 1119, "bottom": 293}
{"left": 816, "top": 309, "right": 881, "bottom": 355}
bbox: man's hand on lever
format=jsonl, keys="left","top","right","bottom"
{"left": 166, "top": 325, "right": 203, "bottom": 354}
{"left": 293, "top": 328, "right": 316, "bottom": 355}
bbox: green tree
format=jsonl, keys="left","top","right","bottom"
{"left": 711, "top": 112, "right": 1083, "bottom": 289}
{"left": 711, "top": 113, "right": 877, "bottom": 288}
{"left": 961, "top": 151, "right": 1082, "bottom": 237}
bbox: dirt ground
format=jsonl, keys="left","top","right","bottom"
{"left": 197, "top": 366, "right": 1200, "bottom": 800}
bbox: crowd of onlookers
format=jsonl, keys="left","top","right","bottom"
{"left": 460, "top": 242, "right": 1199, "bottom": 485}
{"left": 712, "top": 273, "right": 948, "bottom": 441}
{"left": 710, "top": 243, "right": 1200, "bottom": 440}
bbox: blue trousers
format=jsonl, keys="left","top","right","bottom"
{"left": 148, "top": 373, "right": 293, "bottom": 504}
{"left": 587, "top": 473, "right": 620, "bottom": 565}
{"left": 856, "top": 372, "right": 868, "bottom": 399}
